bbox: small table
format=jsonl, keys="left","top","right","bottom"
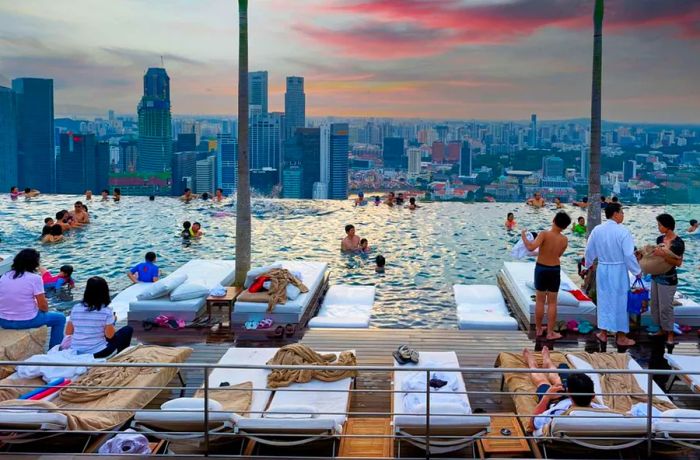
{"left": 205, "top": 287, "right": 241, "bottom": 331}
{"left": 338, "top": 418, "right": 394, "bottom": 458}
{"left": 478, "top": 413, "right": 531, "bottom": 458}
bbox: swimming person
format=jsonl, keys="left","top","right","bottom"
{"left": 149, "top": 195, "right": 155, "bottom": 201}
{"left": 354, "top": 192, "right": 367, "bottom": 207}
{"left": 180, "top": 188, "right": 196, "bottom": 203}
{"left": 65, "top": 276, "right": 134, "bottom": 358}
{"left": 41, "top": 265, "right": 75, "bottom": 290}
{"left": 572, "top": 216, "right": 586, "bottom": 235}
{"left": 396, "top": 192, "right": 405, "bottom": 206}
{"left": 85, "top": 190, "right": 93, "bottom": 201}
{"left": 127, "top": 251, "right": 160, "bottom": 283}
{"left": 687, "top": 219, "right": 698, "bottom": 233}
{"left": 0, "top": 249, "right": 66, "bottom": 348}
{"left": 505, "top": 212, "right": 517, "bottom": 230}
{"left": 100, "top": 189, "right": 109, "bottom": 201}
{"left": 359, "top": 238, "right": 370, "bottom": 253}
{"left": 23, "top": 187, "right": 40, "bottom": 198}
{"left": 10, "top": 186, "right": 20, "bottom": 200}
{"left": 215, "top": 188, "right": 225, "bottom": 202}
{"left": 553, "top": 197, "right": 563, "bottom": 209}
{"left": 191, "top": 222, "right": 204, "bottom": 237}
{"left": 573, "top": 196, "right": 589, "bottom": 208}
{"left": 407, "top": 197, "right": 419, "bottom": 210}
{"left": 341, "top": 224, "right": 361, "bottom": 252}
{"left": 385, "top": 192, "right": 395, "bottom": 207}
{"left": 526, "top": 192, "right": 545, "bottom": 208}
{"left": 181, "top": 221, "right": 192, "bottom": 238}
{"left": 113, "top": 188, "right": 121, "bottom": 202}
{"left": 43, "top": 224, "right": 64, "bottom": 243}
{"left": 201, "top": 192, "right": 210, "bottom": 201}
{"left": 40, "top": 217, "right": 54, "bottom": 238}
{"left": 73, "top": 201, "right": 89, "bottom": 224}
{"left": 373, "top": 196, "right": 381, "bottom": 206}
{"left": 650, "top": 213, "right": 684, "bottom": 352}
{"left": 521, "top": 211, "right": 572, "bottom": 340}
{"left": 375, "top": 255, "right": 386, "bottom": 273}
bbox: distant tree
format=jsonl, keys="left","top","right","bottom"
{"left": 234, "top": 0, "right": 251, "bottom": 286}
{"left": 587, "top": 0, "right": 604, "bottom": 236}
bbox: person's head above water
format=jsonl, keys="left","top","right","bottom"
{"left": 358, "top": 191, "right": 364, "bottom": 198}
{"left": 409, "top": 197, "right": 416, "bottom": 204}
{"left": 553, "top": 211, "right": 572, "bottom": 230}
{"left": 149, "top": 195, "right": 155, "bottom": 201}
{"left": 582, "top": 197, "right": 588, "bottom": 203}
{"left": 192, "top": 222, "right": 201, "bottom": 231}
{"left": 578, "top": 216, "right": 585, "bottom": 224}
{"left": 507, "top": 212, "right": 514, "bottom": 220}
{"left": 60, "top": 264, "right": 74, "bottom": 278}
{"left": 201, "top": 192, "right": 209, "bottom": 200}
{"left": 360, "top": 238, "right": 368, "bottom": 247}
{"left": 183, "top": 188, "right": 191, "bottom": 195}
{"left": 50, "top": 224, "right": 63, "bottom": 236}
{"left": 24, "top": 187, "right": 31, "bottom": 194}
{"left": 345, "top": 224, "right": 355, "bottom": 236}
{"left": 56, "top": 210, "right": 66, "bottom": 221}
{"left": 183, "top": 221, "right": 191, "bottom": 230}
{"left": 375, "top": 255, "right": 386, "bottom": 268}
{"left": 691, "top": 219, "right": 698, "bottom": 227}
{"left": 10, "top": 186, "right": 18, "bottom": 193}
{"left": 44, "top": 217, "right": 54, "bottom": 225}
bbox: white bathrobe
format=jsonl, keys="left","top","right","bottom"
{"left": 584, "top": 220, "right": 641, "bottom": 333}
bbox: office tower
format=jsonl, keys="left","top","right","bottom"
{"left": 12, "top": 78, "right": 55, "bottom": 192}
{"left": 108, "top": 110, "right": 115, "bottom": 121}
{"left": 0, "top": 86, "right": 18, "bottom": 191}
{"left": 95, "top": 141, "right": 111, "bottom": 193}
{"left": 217, "top": 134, "right": 237, "bottom": 195}
{"left": 580, "top": 147, "right": 590, "bottom": 179}
{"left": 250, "top": 168, "right": 279, "bottom": 195}
{"left": 542, "top": 155, "right": 564, "bottom": 178}
{"left": 312, "top": 182, "right": 328, "bottom": 199}
{"left": 282, "top": 165, "right": 303, "bottom": 198}
{"left": 459, "top": 142, "right": 472, "bottom": 176}
{"left": 249, "top": 71, "right": 269, "bottom": 115}
{"left": 530, "top": 114, "right": 537, "bottom": 148}
{"left": 284, "top": 76, "right": 305, "bottom": 139}
{"left": 328, "top": 123, "right": 349, "bottom": 199}
{"left": 118, "top": 139, "right": 138, "bottom": 173}
{"left": 446, "top": 141, "right": 461, "bottom": 163}
{"left": 383, "top": 137, "right": 404, "bottom": 169}
{"left": 137, "top": 68, "right": 172, "bottom": 172}
{"left": 282, "top": 128, "right": 320, "bottom": 199}
{"left": 176, "top": 133, "right": 196, "bottom": 152}
{"left": 171, "top": 151, "right": 197, "bottom": 196}
{"left": 250, "top": 112, "right": 282, "bottom": 171}
{"left": 407, "top": 147, "right": 421, "bottom": 178}
{"left": 623, "top": 160, "right": 637, "bottom": 182}
{"left": 319, "top": 124, "right": 330, "bottom": 187}
{"left": 195, "top": 155, "right": 216, "bottom": 194}
{"left": 435, "top": 125, "right": 448, "bottom": 142}
{"left": 57, "top": 133, "right": 96, "bottom": 194}
{"left": 431, "top": 140, "right": 445, "bottom": 163}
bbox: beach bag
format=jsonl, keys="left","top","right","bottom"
{"left": 627, "top": 279, "right": 649, "bottom": 314}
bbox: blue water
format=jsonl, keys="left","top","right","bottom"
{"left": 1, "top": 195, "right": 698, "bottom": 328}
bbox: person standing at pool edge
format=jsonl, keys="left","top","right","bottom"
{"left": 127, "top": 252, "right": 160, "bottom": 283}
{"left": 584, "top": 202, "right": 642, "bottom": 348}
{"left": 521, "top": 211, "right": 572, "bottom": 340}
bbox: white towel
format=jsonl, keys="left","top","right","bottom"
{"left": 511, "top": 232, "right": 539, "bottom": 259}
{"left": 15, "top": 346, "right": 105, "bottom": 383}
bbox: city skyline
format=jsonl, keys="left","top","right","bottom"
{"left": 1, "top": 1, "right": 699, "bottom": 123}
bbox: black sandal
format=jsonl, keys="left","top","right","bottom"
{"left": 394, "top": 345, "right": 419, "bottom": 365}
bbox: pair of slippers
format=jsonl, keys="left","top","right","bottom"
{"left": 143, "top": 315, "right": 186, "bottom": 331}
{"left": 393, "top": 345, "right": 419, "bottom": 365}
{"left": 244, "top": 318, "right": 274, "bottom": 330}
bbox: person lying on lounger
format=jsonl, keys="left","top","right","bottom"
{"left": 524, "top": 347, "right": 604, "bottom": 432}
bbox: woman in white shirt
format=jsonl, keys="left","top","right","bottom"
{"left": 65, "top": 276, "right": 133, "bottom": 358}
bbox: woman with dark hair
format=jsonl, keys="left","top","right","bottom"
{"left": 65, "top": 277, "right": 133, "bottom": 358}
{"left": 651, "top": 213, "right": 685, "bottom": 352}
{"left": 0, "top": 249, "right": 66, "bottom": 348}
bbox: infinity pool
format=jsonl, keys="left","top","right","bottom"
{"left": 1, "top": 196, "right": 697, "bottom": 328}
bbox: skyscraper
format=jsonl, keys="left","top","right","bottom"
{"left": 623, "top": 160, "right": 637, "bottom": 182}
{"left": 249, "top": 71, "right": 269, "bottom": 115}
{"left": 328, "top": 123, "right": 349, "bottom": 200}
{"left": 542, "top": 156, "right": 564, "bottom": 178}
{"left": 407, "top": 147, "right": 421, "bottom": 178}
{"left": 250, "top": 112, "right": 282, "bottom": 174}
{"left": 12, "top": 78, "right": 55, "bottom": 192}
{"left": 195, "top": 155, "right": 216, "bottom": 194}
{"left": 0, "top": 86, "right": 18, "bottom": 191}
{"left": 284, "top": 76, "right": 305, "bottom": 138}
{"left": 57, "top": 133, "right": 96, "bottom": 194}
{"left": 431, "top": 141, "right": 445, "bottom": 163}
{"left": 580, "top": 147, "right": 590, "bottom": 179}
{"left": 282, "top": 165, "right": 303, "bottom": 198}
{"left": 171, "top": 151, "right": 197, "bottom": 196}
{"left": 176, "top": 133, "right": 196, "bottom": 152}
{"left": 459, "top": 142, "right": 472, "bottom": 176}
{"left": 217, "top": 134, "right": 237, "bottom": 195}
{"left": 137, "top": 68, "right": 172, "bottom": 173}
{"left": 319, "top": 124, "right": 330, "bottom": 188}
{"left": 383, "top": 137, "right": 404, "bottom": 169}
{"left": 118, "top": 139, "right": 138, "bottom": 173}
{"left": 95, "top": 141, "right": 111, "bottom": 193}
{"left": 530, "top": 113, "right": 537, "bottom": 148}
{"left": 282, "top": 128, "right": 320, "bottom": 199}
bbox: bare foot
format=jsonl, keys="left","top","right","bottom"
{"left": 536, "top": 326, "right": 545, "bottom": 337}
{"left": 546, "top": 331, "right": 563, "bottom": 341}
{"left": 541, "top": 346, "right": 550, "bottom": 362}
{"left": 595, "top": 332, "right": 607, "bottom": 343}
{"left": 617, "top": 337, "right": 636, "bottom": 347}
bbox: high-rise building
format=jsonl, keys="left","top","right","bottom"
{"left": 542, "top": 155, "right": 564, "bottom": 178}
{"left": 95, "top": 141, "right": 111, "bottom": 193}
{"left": 0, "top": 86, "right": 18, "bottom": 191}
{"left": 12, "top": 78, "right": 55, "bottom": 192}
{"left": 171, "top": 151, "right": 197, "bottom": 196}
{"left": 460, "top": 142, "right": 472, "bottom": 176}
{"left": 431, "top": 141, "right": 445, "bottom": 163}
{"left": 282, "top": 165, "right": 303, "bottom": 198}
{"left": 249, "top": 71, "right": 269, "bottom": 115}
{"left": 328, "top": 123, "right": 349, "bottom": 200}
{"left": 435, "top": 125, "right": 448, "bottom": 142}
{"left": 57, "top": 133, "right": 96, "bottom": 194}
{"left": 195, "top": 155, "right": 216, "bottom": 194}
{"left": 530, "top": 114, "right": 537, "bottom": 148}
{"left": 217, "top": 134, "right": 237, "bottom": 196}
{"left": 580, "top": 147, "right": 590, "bottom": 179}
{"left": 407, "top": 147, "right": 421, "bottom": 178}
{"left": 383, "top": 137, "right": 404, "bottom": 169}
{"left": 118, "top": 139, "right": 138, "bottom": 173}
{"left": 282, "top": 128, "right": 320, "bottom": 199}
{"left": 137, "top": 68, "right": 172, "bottom": 173}
{"left": 319, "top": 124, "right": 330, "bottom": 186}
{"left": 251, "top": 168, "right": 279, "bottom": 195}
{"left": 250, "top": 112, "right": 282, "bottom": 172}
{"left": 446, "top": 141, "right": 461, "bottom": 163}
{"left": 284, "top": 76, "right": 305, "bottom": 139}
{"left": 176, "top": 133, "right": 196, "bottom": 152}
{"left": 312, "top": 182, "right": 328, "bottom": 199}
{"left": 623, "top": 160, "right": 637, "bottom": 182}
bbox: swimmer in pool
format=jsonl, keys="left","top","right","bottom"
{"left": 181, "top": 221, "right": 192, "bottom": 238}
{"left": 553, "top": 197, "right": 563, "bottom": 209}
{"left": 359, "top": 238, "right": 370, "bottom": 253}
{"left": 527, "top": 192, "right": 545, "bottom": 208}
{"left": 572, "top": 216, "right": 586, "bottom": 236}
{"left": 113, "top": 188, "right": 121, "bottom": 202}
{"left": 385, "top": 192, "right": 395, "bottom": 207}
{"left": 215, "top": 188, "right": 225, "bottom": 202}
{"left": 85, "top": 190, "right": 93, "bottom": 201}
{"left": 373, "top": 196, "right": 381, "bottom": 206}
{"left": 100, "top": 189, "right": 109, "bottom": 201}
{"left": 180, "top": 188, "right": 196, "bottom": 203}
{"left": 354, "top": 192, "right": 367, "bottom": 207}
{"left": 375, "top": 255, "right": 386, "bottom": 273}
{"left": 407, "top": 197, "right": 419, "bottom": 210}
{"left": 687, "top": 219, "right": 698, "bottom": 233}
{"left": 505, "top": 212, "right": 517, "bottom": 230}
{"left": 191, "top": 222, "right": 204, "bottom": 237}
{"left": 341, "top": 224, "right": 361, "bottom": 252}
{"left": 10, "top": 186, "right": 20, "bottom": 200}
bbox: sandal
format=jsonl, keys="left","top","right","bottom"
{"left": 244, "top": 320, "right": 258, "bottom": 330}
{"left": 285, "top": 324, "right": 296, "bottom": 337}
{"left": 394, "top": 345, "right": 419, "bottom": 365}
{"left": 257, "top": 318, "right": 273, "bottom": 329}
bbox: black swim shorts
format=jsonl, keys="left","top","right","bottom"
{"left": 534, "top": 263, "right": 561, "bottom": 292}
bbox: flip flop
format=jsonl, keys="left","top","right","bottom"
{"left": 154, "top": 315, "right": 170, "bottom": 327}
{"left": 396, "top": 345, "right": 419, "bottom": 364}
{"left": 244, "top": 320, "right": 258, "bottom": 330}
{"left": 257, "top": 318, "right": 273, "bottom": 329}
{"left": 285, "top": 324, "right": 296, "bottom": 337}
{"left": 577, "top": 320, "right": 594, "bottom": 334}
{"left": 274, "top": 325, "right": 284, "bottom": 337}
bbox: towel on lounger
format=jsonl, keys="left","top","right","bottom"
{"left": 266, "top": 344, "right": 356, "bottom": 388}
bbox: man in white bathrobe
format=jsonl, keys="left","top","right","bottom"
{"left": 584, "top": 202, "right": 642, "bottom": 347}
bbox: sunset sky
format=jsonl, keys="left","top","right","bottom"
{"left": 1, "top": 0, "right": 699, "bottom": 122}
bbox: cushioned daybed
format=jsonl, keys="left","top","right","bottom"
{"left": 497, "top": 262, "right": 597, "bottom": 329}
{"left": 392, "top": 351, "right": 490, "bottom": 454}
{"left": 0, "top": 328, "right": 47, "bottom": 380}
{"left": 308, "top": 285, "right": 375, "bottom": 329}
{"left": 125, "top": 259, "right": 236, "bottom": 323}
{"left": 453, "top": 285, "right": 518, "bottom": 330}
{"left": 232, "top": 261, "right": 329, "bottom": 326}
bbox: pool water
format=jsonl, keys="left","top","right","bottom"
{"left": 1, "top": 196, "right": 698, "bottom": 328}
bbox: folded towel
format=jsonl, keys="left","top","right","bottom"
{"left": 209, "top": 284, "right": 227, "bottom": 297}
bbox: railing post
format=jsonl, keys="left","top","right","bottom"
{"left": 646, "top": 372, "right": 653, "bottom": 457}
{"left": 204, "top": 365, "right": 210, "bottom": 457}
{"left": 425, "top": 369, "right": 430, "bottom": 460}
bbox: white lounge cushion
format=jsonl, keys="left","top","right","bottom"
{"left": 411, "top": 402, "right": 470, "bottom": 416}
{"left": 656, "top": 409, "right": 700, "bottom": 436}
{"left": 161, "top": 397, "right": 223, "bottom": 412}
{"left": 323, "top": 285, "right": 375, "bottom": 307}
{"left": 0, "top": 410, "right": 68, "bottom": 429}
{"left": 308, "top": 315, "right": 370, "bottom": 328}
{"left": 170, "top": 283, "right": 210, "bottom": 301}
{"left": 550, "top": 410, "right": 647, "bottom": 436}
{"left": 137, "top": 274, "right": 188, "bottom": 300}
{"left": 454, "top": 285, "right": 518, "bottom": 331}
{"left": 525, "top": 281, "right": 579, "bottom": 306}
{"left": 263, "top": 404, "right": 318, "bottom": 419}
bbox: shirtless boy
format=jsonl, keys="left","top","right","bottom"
{"left": 521, "top": 211, "right": 572, "bottom": 340}
{"left": 527, "top": 192, "right": 545, "bottom": 208}
{"left": 73, "top": 201, "right": 90, "bottom": 224}
{"left": 341, "top": 224, "right": 361, "bottom": 252}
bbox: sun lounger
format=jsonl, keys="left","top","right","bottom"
{"left": 665, "top": 354, "right": 700, "bottom": 393}
{"left": 236, "top": 350, "right": 355, "bottom": 450}
{"left": 233, "top": 261, "right": 329, "bottom": 327}
{"left": 453, "top": 285, "right": 518, "bottom": 330}
{"left": 0, "top": 345, "right": 192, "bottom": 445}
{"left": 392, "top": 351, "right": 490, "bottom": 454}
{"left": 497, "top": 261, "right": 597, "bottom": 329}
{"left": 132, "top": 347, "right": 278, "bottom": 443}
{"left": 126, "top": 259, "right": 236, "bottom": 323}
{"left": 0, "top": 328, "right": 47, "bottom": 380}
{"left": 308, "top": 285, "right": 375, "bottom": 329}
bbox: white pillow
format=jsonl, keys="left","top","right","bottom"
{"left": 244, "top": 263, "right": 282, "bottom": 288}
{"left": 263, "top": 404, "right": 318, "bottom": 419}
{"left": 137, "top": 273, "right": 188, "bottom": 300}
{"left": 287, "top": 284, "right": 301, "bottom": 300}
{"left": 170, "top": 282, "right": 210, "bottom": 301}
{"left": 161, "top": 397, "right": 222, "bottom": 412}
